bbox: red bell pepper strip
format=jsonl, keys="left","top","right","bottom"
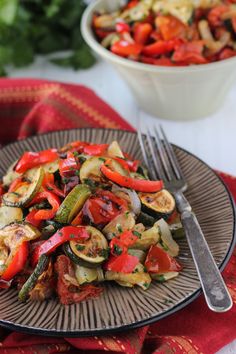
{"left": 145, "top": 245, "right": 182, "bottom": 274}
{"left": 111, "top": 40, "right": 143, "bottom": 57}
{"left": 59, "top": 151, "right": 80, "bottom": 178}
{"left": 83, "top": 144, "right": 108, "bottom": 156}
{"left": 134, "top": 23, "right": 152, "bottom": 45}
{"left": 105, "top": 254, "right": 139, "bottom": 273}
{"left": 155, "top": 15, "right": 187, "bottom": 41}
{"left": 29, "top": 191, "right": 61, "bottom": 220}
{"left": 218, "top": 48, "right": 236, "bottom": 60}
{"left": 101, "top": 159, "right": 164, "bottom": 192}
{"left": 25, "top": 210, "right": 42, "bottom": 228}
{"left": 15, "top": 149, "right": 58, "bottom": 174}
{"left": 116, "top": 22, "right": 130, "bottom": 33}
{"left": 32, "top": 226, "right": 90, "bottom": 266}
{"left": 142, "top": 39, "right": 181, "bottom": 57}
{"left": 113, "top": 157, "right": 139, "bottom": 173}
{"left": 172, "top": 41, "right": 208, "bottom": 65}
{"left": 125, "top": 0, "right": 139, "bottom": 9}
{"left": 141, "top": 56, "right": 175, "bottom": 66}
{"left": 43, "top": 173, "right": 64, "bottom": 198}
{"left": 1, "top": 242, "right": 29, "bottom": 281}
{"left": 0, "top": 183, "right": 4, "bottom": 202}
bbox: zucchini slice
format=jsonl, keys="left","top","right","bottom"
{"left": 3, "top": 167, "right": 44, "bottom": 207}
{"left": 80, "top": 156, "right": 128, "bottom": 184}
{"left": 63, "top": 242, "right": 101, "bottom": 268}
{"left": 69, "top": 226, "right": 108, "bottom": 265}
{"left": 137, "top": 211, "right": 155, "bottom": 227}
{"left": 0, "top": 206, "right": 23, "bottom": 229}
{"left": 102, "top": 212, "right": 136, "bottom": 239}
{"left": 140, "top": 189, "right": 175, "bottom": 220}
{"left": 156, "top": 219, "right": 179, "bottom": 257}
{"left": 55, "top": 184, "right": 91, "bottom": 224}
{"left": 18, "top": 254, "right": 49, "bottom": 302}
{"left": 170, "top": 222, "right": 185, "bottom": 240}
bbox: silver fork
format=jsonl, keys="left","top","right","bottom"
{"left": 138, "top": 124, "right": 232, "bottom": 312}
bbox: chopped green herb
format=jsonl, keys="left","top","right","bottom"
{"left": 117, "top": 224, "right": 123, "bottom": 233}
{"left": 132, "top": 230, "right": 141, "bottom": 238}
{"left": 76, "top": 244, "right": 85, "bottom": 251}
{"left": 78, "top": 156, "right": 86, "bottom": 164}
{"left": 155, "top": 275, "right": 165, "bottom": 282}
{"left": 73, "top": 151, "right": 79, "bottom": 157}
{"left": 75, "top": 170, "right": 80, "bottom": 176}
{"left": 143, "top": 266, "right": 148, "bottom": 273}
{"left": 143, "top": 282, "right": 150, "bottom": 289}
{"left": 99, "top": 248, "right": 110, "bottom": 259}
{"left": 46, "top": 186, "right": 54, "bottom": 191}
{"left": 98, "top": 157, "right": 106, "bottom": 162}
{"left": 125, "top": 211, "right": 129, "bottom": 219}
{"left": 58, "top": 231, "right": 63, "bottom": 237}
{"left": 113, "top": 244, "right": 123, "bottom": 255}
{"left": 132, "top": 268, "right": 139, "bottom": 273}
{"left": 70, "top": 233, "right": 75, "bottom": 239}
{"left": 62, "top": 177, "right": 69, "bottom": 184}
{"left": 84, "top": 178, "right": 97, "bottom": 188}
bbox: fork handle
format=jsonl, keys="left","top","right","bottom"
{"left": 175, "top": 193, "right": 232, "bottom": 313}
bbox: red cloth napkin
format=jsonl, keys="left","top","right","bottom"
{"left": 0, "top": 78, "right": 235, "bottom": 354}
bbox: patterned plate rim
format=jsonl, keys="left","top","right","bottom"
{"left": 0, "top": 128, "right": 235, "bottom": 337}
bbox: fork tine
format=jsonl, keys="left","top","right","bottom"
{"left": 159, "top": 125, "right": 184, "bottom": 180}
{"left": 153, "top": 125, "right": 175, "bottom": 182}
{"left": 137, "top": 128, "right": 156, "bottom": 180}
{"left": 146, "top": 126, "right": 166, "bottom": 181}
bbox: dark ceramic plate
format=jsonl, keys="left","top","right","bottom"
{"left": 0, "top": 128, "right": 235, "bottom": 337}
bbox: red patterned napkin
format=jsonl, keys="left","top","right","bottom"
{"left": 0, "top": 78, "right": 235, "bottom": 354}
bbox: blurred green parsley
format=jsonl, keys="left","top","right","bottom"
{"left": 0, "top": 0, "right": 96, "bottom": 76}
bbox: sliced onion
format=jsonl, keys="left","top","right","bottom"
{"left": 112, "top": 184, "right": 141, "bottom": 216}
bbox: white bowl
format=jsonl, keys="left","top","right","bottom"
{"left": 81, "top": 0, "right": 236, "bottom": 121}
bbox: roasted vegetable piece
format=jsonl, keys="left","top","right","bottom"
{"left": 77, "top": 190, "right": 128, "bottom": 228}
{"left": 103, "top": 212, "right": 136, "bottom": 239}
{"left": 63, "top": 243, "right": 102, "bottom": 269}
{"left": 101, "top": 159, "right": 164, "bottom": 192}
{"left": 105, "top": 254, "right": 139, "bottom": 273}
{"left": 132, "top": 224, "right": 161, "bottom": 250}
{"left": 140, "top": 189, "right": 175, "bottom": 220}
{"left": 69, "top": 226, "right": 108, "bottom": 265}
{"left": 1, "top": 242, "right": 28, "bottom": 281}
{"left": 32, "top": 226, "right": 90, "bottom": 266}
{"left": 2, "top": 161, "right": 20, "bottom": 187}
{"left": 145, "top": 245, "right": 182, "bottom": 274}
{"left": 15, "top": 149, "right": 58, "bottom": 174}
{"left": 80, "top": 156, "right": 128, "bottom": 184}
{"left": 0, "top": 206, "right": 23, "bottom": 229}
{"left": 105, "top": 263, "right": 151, "bottom": 290}
{"left": 29, "top": 191, "right": 61, "bottom": 220}
{"left": 55, "top": 255, "right": 102, "bottom": 305}
{"left": 75, "top": 265, "right": 104, "bottom": 285}
{"left": 151, "top": 271, "right": 179, "bottom": 282}
{"left": 156, "top": 219, "right": 179, "bottom": 257}
{"left": 3, "top": 167, "right": 44, "bottom": 207}
{"left": 55, "top": 184, "right": 91, "bottom": 223}
{"left": 107, "top": 141, "right": 124, "bottom": 158}
{"left": 18, "top": 254, "right": 49, "bottom": 302}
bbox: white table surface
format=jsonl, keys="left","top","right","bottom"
{"left": 8, "top": 56, "right": 236, "bottom": 353}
